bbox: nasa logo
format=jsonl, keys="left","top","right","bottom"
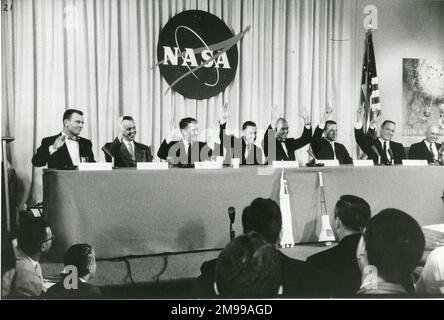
{"left": 157, "top": 10, "right": 239, "bottom": 100}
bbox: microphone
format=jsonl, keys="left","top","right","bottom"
{"left": 370, "top": 145, "right": 381, "bottom": 164}
{"left": 307, "top": 146, "right": 317, "bottom": 161}
{"left": 101, "top": 146, "right": 116, "bottom": 168}
{"left": 228, "top": 207, "right": 235, "bottom": 241}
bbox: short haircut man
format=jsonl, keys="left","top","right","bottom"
{"left": 381, "top": 120, "right": 396, "bottom": 128}
{"left": 179, "top": 117, "right": 198, "bottom": 130}
{"left": 215, "top": 232, "right": 282, "bottom": 298}
{"left": 357, "top": 208, "right": 425, "bottom": 294}
{"left": 334, "top": 195, "right": 371, "bottom": 233}
{"left": 242, "top": 121, "right": 256, "bottom": 131}
{"left": 63, "top": 109, "right": 83, "bottom": 123}
{"left": 17, "top": 218, "right": 51, "bottom": 258}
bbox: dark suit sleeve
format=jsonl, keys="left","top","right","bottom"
{"left": 262, "top": 124, "right": 274, "bottom": 158}
{"left": 340, "top": 144, "right": 353, "bottom": 164}
{"left": 354, "top": 126, "right": 373, "bottom": 156}
{"left": 408, "top": 144, "right": 417, "bottom": 160}
{"left": 157, "top": 139, "right": 170, "bottom": 160}
{"left": 287, "top": 125, "right": 312, "bottom": 150}
{"left": 147, "top": 145, "right": 153, "bottom": 162}
{"left": 86, "top": 140, "right": 95, "bottom": 163}
{"left": 32, "top": 138, "right": 52, "bottom": 167}
{"left": 200, "top": 142, "right": 212, "bottom": 161}
{"left": 310, "top": 126, "right": 323, "bottom": 157}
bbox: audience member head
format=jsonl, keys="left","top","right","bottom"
{"left": 242, "top": 121, "right": 257, "bottom": 144}
{"left": 63, "top": 244, "right": 97, "bottom": 281}
{"left": 242, "top": 198, "right": 282, "bottom": 245}
{"left": 17, "top": 217, "right": 53, "bottom": 259}
{"left": 356, "top": 209, "right": 425, "bottom": 289}
{"left": 333, "top": 195, "right": 371, "bottom": 240}
{"left": 63, "top": 109, "right": 84, "bottom": 137}
{"left": 324, "top": 120, "right": 338, "bottom": 142}
{"left": 275, "top": 118, "right": 289, "bottom": 141}
{"left": 380, "top": 120, "right": 396, "bottom": 141}
{"left": 425, "top": 125, "right": 440, "bottom": 144}
{"left": 119, "top": 116, "right": 136, "bottom": 142}
{"left": 179, "top": 117, "right": 199, "bottom": 143}
{"left": 214, "top": 232, "right": 282, "bottom": 297}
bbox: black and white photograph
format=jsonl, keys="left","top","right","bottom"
{"left": 1, "top": 0, "right": 444, "bottom": 304}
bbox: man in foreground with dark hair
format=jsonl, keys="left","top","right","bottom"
{"left": 357, "top": 208, "right": 425, "bottom": 295}
{"left": 196, "top": 197, "right": 317, "bottom": 297}
{"left": 157, "top": 117, "right": 212, "bottom": 165}
{"left": 13, "top": 217, "right": 54, "bottom": 297}
{"left": 307, "top": 195, "right": 371, "bottom": 296}
{"left": 214, "top": 232, "right": 282, "bottom": 298}
{"left": 46, "top": 243, "right": 101, "bottom": 298}
{"left": 32, "top": 108, "right": 95, "bottom": 169}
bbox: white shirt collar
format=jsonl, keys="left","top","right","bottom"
{"left": 122, "top": 139, "right": 134, "bottom": 147}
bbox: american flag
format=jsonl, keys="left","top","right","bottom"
{"left": 360, "top": 29, "right": 380, "bottom": 134}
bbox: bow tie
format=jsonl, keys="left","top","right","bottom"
{"left": 67, "top": 135, "right": 79, "bottom": 141}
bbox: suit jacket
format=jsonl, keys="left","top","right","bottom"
{"left": 311, "top": 126, "right": 353, "bottom": 164}
{"left": 408, "top": 140, "right": 442, "bottom": 163}
{"left": 45, "top": 279, "right": 101, "bottom": 299}
{"left": 306, "top": 234, "right": 362, "bottom": 297}
{"left": 103, "top": 137, "right": 153, "bottom": 167}
{"left": 355, "top": 127, "right": 405, "bottom": 164}
{"left": 195, "top": 251, "right": 319, "bottom": 298}
{"left": 12, "top": 250, "right": 43, "bottom": 297}
{"left": 219, "top": 123, "right": 263, "bottom": 165}
{"left": 157, "top": 139, "right": 212, "bottom": 165}
{"left": 32, "top": 133, "right": 95, "bottom": 169}
{"left": 262, "top": 124, "right": 312, "bottom": 162}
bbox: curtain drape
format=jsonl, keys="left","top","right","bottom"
{"left": 1, "top": 0, "right": 355, "bottom": 208}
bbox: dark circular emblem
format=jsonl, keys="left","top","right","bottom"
{"left": 157, "top": 10, "right": 239, "bottom": 100}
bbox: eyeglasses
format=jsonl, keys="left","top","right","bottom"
{"left": 43, "top": 235, "right": 56, "bottom": 243}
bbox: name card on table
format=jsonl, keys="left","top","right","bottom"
{"left": 78, "top": 162, "right": 112, "bottom": 171}
{"left": 137, "top": 162, "right": 169, "bottom": 170}
{"left": 353, "top": 160, "right": 374, "bottom": 167}
{"left": 315, "top": 159, "right": 340, "bottom": 167}
{"left": 194, "top": 161, "right": 223, "bottom": 169}
{"left": 272, "top": 161, "right": 299, "bottom": 168}
{"left": 402, "top": 160, "right": 428, "bottom": 166}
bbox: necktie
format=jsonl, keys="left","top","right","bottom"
{"left": 331, "top": 142, "right": 337, "bottom": 160}
{"left": 430, "top": 143, "right": 436, "bottom": 161}
{"left": 383, "top": 141, "right": 388, "bottom": 161}
{"left": 187, "top": 143, "right": 192, "bottom": 164}
{"left": 67, "top": 135, "right": 78, "bottom": 141}
{"left": 127, "top": 143, "right": 135, "bottom": 160}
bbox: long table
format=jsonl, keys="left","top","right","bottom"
{"left": 43, "top": 165, "right": 444, "bottom": 261}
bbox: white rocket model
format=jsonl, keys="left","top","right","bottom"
{"left": 318, "top": 171, "right": 336, "bottom": 244}
{"left": 279, "top": 168, "right": 296, "bottom": 248}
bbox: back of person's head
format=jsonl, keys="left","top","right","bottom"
{"left": 17, "top": 217, "right": 49, "bottom": 257}
{"left": 242, "top": 121, "right": 257, "bottom": 131}
{"left": 242, "top": 198, "right": 282, "bottom": 245}
{"left": 215, "top": 232, "right": 282, "bottom": 297}
{"left": 334, "top": 195, "right": 371, "bottom": 232}
{"left": 64, "top": 244, "right": 96, "bottom": 278}
{"left": 179, "top": 117, "right": 197, "bottom": 130}
{"left": 364, "top": 208, "right": 425, "bottom": 285}
{"left": 63, "top": 109, "right": 83, "bottom": 122}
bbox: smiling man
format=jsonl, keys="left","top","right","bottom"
{"left": 32, "top": 109, "right": 95, "bottom": 169}
{"left": 408, "top": 125, "right": 442, "bottom": 163}
{"left": 103, "top": 116, "right": 153, "bottom": 167}
{"left": 354, "top": 108, "right": 405, "bottom": 164}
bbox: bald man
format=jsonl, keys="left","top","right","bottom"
{"left": 408, "top": 125, "right": 443, "bottom": 163}
{"left": 262, "top": 106, "right": 312, "bottom": 162}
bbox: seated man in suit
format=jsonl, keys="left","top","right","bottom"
{"left": 214, "top": 232, "right": 282, "bottom": 298}
{"left": 357, "top": 209, "right": 425, "bottom": 295}
{"left": 218, "top": 103, "right": 263, "bottom": 165}
{"left": 354, "top": 108, "right": 405, "bottom": 164}
{"left": 46, "top": 243, "right": 101, "bottom": 298}
{"left": 32, "top": 109, "right": 95, "bottom": 169}
{"left": 13, "top": 217, "right": 54, "bottom": 297}
{"left": 196, "top": 198, "right": 318, "bottom": 297}
{"left": 262, "top": 105, "right": 312, "bottom": 162}
{"left": 306, "top": 195, "right": 371, "bottom": 297}
{"left": 103, "top": 116, "right": 153, "bottom": 167}
{"left": 408, "top": 125, "right": 443, "bottom": 163}
{"left": 157, "top": 117, "right": 212, "bottom": 166}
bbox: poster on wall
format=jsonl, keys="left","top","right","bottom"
{"left": 402, "top": 58, "right": 444, "bottom": 136}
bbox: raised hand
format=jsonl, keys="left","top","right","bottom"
{"left": 356, "top": 103, "right": 366, "bottom": 121}
{"left": 166, "top": 117, "right": 182, "bottom": 143}
{"left": 369, "top": 108, "right": 381, "bottom": 128}
{"left": 298, "top": 106, "right": 311, "bottom": 125}
{"left": 320, "top": 103, "right": 333, "bottom": 123}
{"left": 52, "top": 135, "right": 66, "bottom": 151}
